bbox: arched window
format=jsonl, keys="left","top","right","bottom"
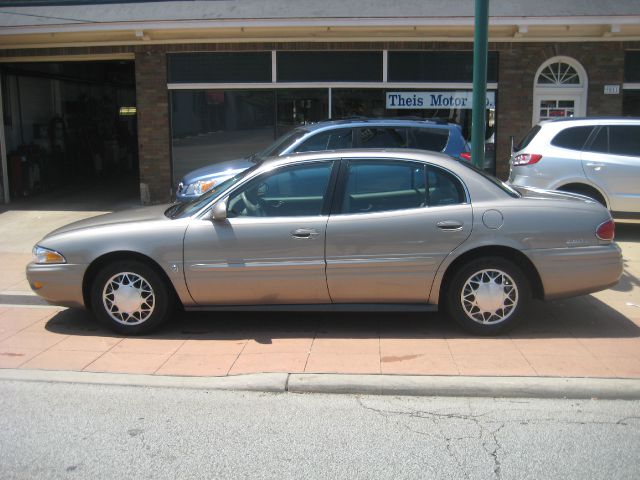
{"left": 533, "top": 56, "right": 588, "bottom": 124}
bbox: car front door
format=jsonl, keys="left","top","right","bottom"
{"left": 325, "top": 159, "right": 472, "bottom": 303}
{"left": 183, "top": 160, "right": 337, "bottom": 305}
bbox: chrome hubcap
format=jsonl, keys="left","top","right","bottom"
{"left": 103, "top": 272, "right": 155, "bottom": 325}
{"left": 461, "top": 269, "right": 518, "bottom": 325}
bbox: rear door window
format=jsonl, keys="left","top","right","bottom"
{"left": 340, "top": 161, "right": 426, "bottom": 214}
{"left": 339, "top": 160, "right": 466, "bottom": 214}
{"left": 356, "top": 127, "right": 407, "bottom": 148}
{"left": 294, "top": 128, "right": 353, "bottom": 153}
{"left": 550, "top": 126, "right": 594, "bottom": 150}
{"left": 585, "top": 127, "right": 609, "bottom": 153}
{"left": 408, "top": 127, "right": 449, "bottom": 152}
{"left": 426, "top": 166, "right": 466, "bottom": 206}
{"left": 609, "top": 126, "right": 640, "bottom": 156}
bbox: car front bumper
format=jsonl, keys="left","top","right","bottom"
{"left": 26, "top": 262, "right": 88, "bottom": 309}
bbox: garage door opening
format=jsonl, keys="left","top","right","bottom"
{"left": 1, "top": 60, "right": 139, "bottom": 210}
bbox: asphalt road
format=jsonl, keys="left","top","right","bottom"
{"left": 1, "top": 380, "right": 639, "bottom": 480}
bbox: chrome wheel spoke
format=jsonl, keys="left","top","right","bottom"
{"left": 102, "top": 271, "right": 155, "bottom": 326}
{"left": 460, "top": 268, "right": 519, "bottom": 325}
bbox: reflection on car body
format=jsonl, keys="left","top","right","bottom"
{"left": 28, "top": 150, "right": 622, "bottom": 336}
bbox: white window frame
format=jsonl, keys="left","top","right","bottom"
{"left": 532, "top": 56, "right": 588, "bottom": 125}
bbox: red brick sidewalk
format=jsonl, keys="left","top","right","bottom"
{"left": 1, "top": 225, "right": 639, "bottom": 379}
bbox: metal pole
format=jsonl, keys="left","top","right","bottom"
{"left": 471, "top": 0, "right": 489, "bottom": 170}
{"left": 0, "top": 74, "right": 10, "bottom": 204}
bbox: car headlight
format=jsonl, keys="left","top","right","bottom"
{"left": 184, "top": 179, "right": 217, "bottom": 196}
{"left": 32, "top": 246, "right": 66, "bottom": 264}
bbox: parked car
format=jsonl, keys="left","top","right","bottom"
{"left": 28, "top": 150, "right": 621, "bottom": 336}
{"left": 508, "top": 117, "right": 640, "bottom": 220}
{"left": 176, "top": 118, "right": 470, "bottom": 201}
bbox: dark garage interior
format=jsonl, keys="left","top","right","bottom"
{"left": 1, "top": 60, "right": 139, "bottom": 208}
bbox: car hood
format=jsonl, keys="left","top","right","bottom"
{"left": 181, "top": 157, "right": 254, "bottom": 184}
{"left": 43, "top": 204, "right": 173, "bottom": 239}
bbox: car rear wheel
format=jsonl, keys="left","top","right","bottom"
{"left": 90, "top": 260, "right": 174, "bottom": 335}
{"left": 446, "top": 257, "right": 530, "bottom": 335}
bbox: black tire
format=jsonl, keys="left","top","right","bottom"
{"left": 90, "top": 260, "right": 174, "bottom": 335}
{"left": 445, "top": 257, "right": 530, "bottom": 335}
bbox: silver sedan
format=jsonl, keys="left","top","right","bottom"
{"left": 27, "top": 150, "right": 623, "bottom": 335}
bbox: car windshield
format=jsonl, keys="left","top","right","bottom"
{"left": 166, "top": 165, "right": 259, "bottom": 219}
{"left": 252, "top": 128, "right": 309, "bottom": 161}
{"left": 454, "top": 159, "right": 520, "bottom": 198}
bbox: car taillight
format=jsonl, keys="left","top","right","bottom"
{"left": 459, "top": 152, "right": 471, "bottom": 161}
{"left": 512, "top": 153, "right": 543, "bottom": 166}
{"left": 596, "top": 219, "right": 615, "bottom": 241}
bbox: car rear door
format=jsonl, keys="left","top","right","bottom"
{"left": 325, "top": 158, "right": 472, "bottom": 304}
{"left": 582, "top": 125, "right": 640, "bottom": 214}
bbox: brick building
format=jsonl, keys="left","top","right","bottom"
{"left": 1, "top": 0, "right": 639, "bottom": 205}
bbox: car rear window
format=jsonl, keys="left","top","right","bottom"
{"left": 514, "top": 125, "right": 541, "bottom": 151}
{"left": 550, "top": 126, "right": 594, "bottom": 150}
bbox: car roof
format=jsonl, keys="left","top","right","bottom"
{"left": 540, "top": 116, "right": 640, "bottom": 126}
{"left": 259, "top": 148, "right": 458, "bottom": 169}
{"left": 298, "top": 117, "right": 462, "bottom": 133}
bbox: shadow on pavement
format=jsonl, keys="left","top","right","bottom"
{"left": 612, "top": 257, "right": 640, "bottom": 293}
{"left": 44, "top": 294, "right": 640, "bottom": 342}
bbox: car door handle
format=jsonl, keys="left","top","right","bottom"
{"left": 586, "top": 162, "right": 605, "bottom": 169}
{"left": 291, "top": 228, "right": 319, "bottom": 239}
{"left": 437, "top": 220, "right": 464, "bottom": 231}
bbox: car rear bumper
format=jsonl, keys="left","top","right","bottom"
{"left": 26, "top": 262, "right": 87, "bottom": 309}
{"left": 528, "top": 243, "right": 623, "bottom": 300}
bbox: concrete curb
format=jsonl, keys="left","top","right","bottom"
{"left": 2, "top": 369, "right": 640, "bottom": 400}
{"left": 0, "top": 369, "right": 288, "bottom": 392}
{"left": 288, "top": 374, "right": 640, "bottom": 400}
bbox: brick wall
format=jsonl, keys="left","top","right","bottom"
{"left": 494, "top": 42, "right": 628, "bottom": 179}
{"left": 135, "top": 47, "right": 171, "bottom": 204}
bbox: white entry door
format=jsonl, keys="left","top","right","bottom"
{"left": 533, "top": 93, "right": 584, "bottom": 124}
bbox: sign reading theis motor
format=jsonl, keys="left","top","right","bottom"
{"left": 386, "top": 91, "right": 496, "bottom": 110}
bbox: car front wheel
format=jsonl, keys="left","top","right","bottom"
{"left": 90, "top": 260, "right": 173, "bottom": 335}
{"left": 446, "top": 257, "right": 530, "bottom": 335}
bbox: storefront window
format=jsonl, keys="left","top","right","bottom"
{"left": 332, "top": 89, "right": 386, "bottom": 119}
{"left": 623, "top": 90, "right": 640, "bottom": 116}
{"left": 170, "top": 90, "right": 275, "bottom": 182}
{"left": 388, "top": 51, "right": 498, "bottom": 83}
{"left": 277, "top": 52, "right": 382, "bottom": 82}
{"left": 623, "top": 52, "right": 640, "bottom": 117}
{"left": 168, "top": 52, "right": 272, "bottom": 84}
{"left": 275, "top": 89, "right": 328, "bottom": 137}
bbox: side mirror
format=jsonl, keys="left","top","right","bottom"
{"left": 211, "top": 197, "right": 228, "bottom": 222}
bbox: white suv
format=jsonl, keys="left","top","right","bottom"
{"left": 508, "top": 117, "right": 640, "bottom": 220}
